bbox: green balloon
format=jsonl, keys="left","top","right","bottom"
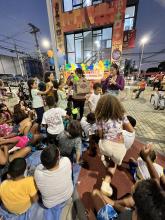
{"left": 74, "top": 74, "right": 79, "bottom": 81}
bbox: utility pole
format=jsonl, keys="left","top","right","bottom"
{"left": 28, "top": 23, "right": 44, "bottom": 71}
{"left": 138, "top": 43, "right": 144, "bottom": 78}
{"left": 46, "top": 0, "right": 60, "bottom": 79}
{"left": 14, "top": 42, "right": 24, "bottom": 77}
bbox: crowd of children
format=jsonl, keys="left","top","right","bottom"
{"left": 0, "top": 68, "right": 164, "bottom": 220}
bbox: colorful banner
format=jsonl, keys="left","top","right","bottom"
{"left": 111, "top": 0, "right": 127, "bottom": 64}
{"left": 64, "top": 60, "right": 111, "bottom": 81}
{"left": 64, "top": 60, "right": 111, "bottom": 72}
{"left": 64, "top": 69, "right": 109, "bottom": 81}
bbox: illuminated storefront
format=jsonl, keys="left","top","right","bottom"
{"left": 52, "top": 0, "right": 138, "bottom": 78}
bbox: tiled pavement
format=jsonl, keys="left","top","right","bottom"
{"left": 121, "top": 87, "right": 165, "bottom": 155}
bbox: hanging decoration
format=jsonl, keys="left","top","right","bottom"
{"left": 65, "top": 63, "right": 71, "bottom": 71}
{"left": 73, "top": 74, "right": 79, "bottom": 82}
{"left": 65, "top": 60, "right": 111, "bottom": 72}
{"left": 71, "top": 64, "right": 76, "bottom": 71}
{"left": 81, "top": 63, "right": 86, "bottom": 71}
{"left": 98, "top": 60, "right": 104, "bottom": 71}
{"left": 47, "top": 50, "right": 53, "bottom": 58}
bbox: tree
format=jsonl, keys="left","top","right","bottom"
{"left": 124, "top": 59, "right": 136, "bottom": 76}
{"left": 146, "top": 67, "right": 158, "bottom": 73}
{"left": 158, "top": 61, "right": 165, "bottom": 71}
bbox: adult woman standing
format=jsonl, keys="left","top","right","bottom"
{"left": 72, "top": 68, "right": 90, "bottom": 119}
{"left": 102, "top": 63, "right": 125, "bottom": 96}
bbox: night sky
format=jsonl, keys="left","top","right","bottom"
{"left": 0, "top": 0, "right": 165, "bottom": 70}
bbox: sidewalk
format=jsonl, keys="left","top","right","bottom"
{"left": 122, "top": 87, "right": 165, "bottom": 155}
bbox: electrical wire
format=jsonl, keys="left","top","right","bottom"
{"left": 0, "top": 44, "right": 31, "bottom": 56}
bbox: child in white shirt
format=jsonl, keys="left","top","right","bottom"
{"left": 129, "top": 144, "right": 164, "bottom": 181}
{"left": 88, "top": 83, "right": 102, "bottom": 113}
{"left": 42, "top": 96, "right": 68, "bottom": 145}
{"left": 28, "top": 78, "right": 51, "bottom": 124}
{"left": 80, "top": 113, "right": 98, "bottom": 156}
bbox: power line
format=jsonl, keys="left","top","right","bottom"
{"left": 123, "top": 51, "right": 165, "bottom": 57}
{"left": 0, "top": 40, "right": 34, "bottom": 52}
{"left": 143, "top": 49, "right": 165, "bottom": 61}
{"left": 0, "top": 32, "right": 31, "bottom": 45}
{"left": 0, "top": 44, "right": 31, "bottom": 56}
{"left": 0, "top": 31, "right": 36, "bottom": 54}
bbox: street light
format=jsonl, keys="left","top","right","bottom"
{"left": 41, "top": 38, "right": 50, "bottom": 49}
{"left": 138, "top": 36, "right": 149, "bottom": 77}
{"left": 140, "top": 36, "right": 149, "bottom": 45}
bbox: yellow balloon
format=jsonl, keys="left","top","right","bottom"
{"left": 71, "top": 64, "right": 76, "bottom": 71}
{"left": 98, "top": 60, "right": 104, "bottom": 71}
{"left": 47, "top": 50, "right": 53, "bottom": 57}
{"left": 81, "top": 63, "right": 86, "bottom": 71}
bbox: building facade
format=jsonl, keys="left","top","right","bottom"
{"left": 52, "top": 0, "right": 139, "bottom": 65}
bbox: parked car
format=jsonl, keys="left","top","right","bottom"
{"left": 0, "top": 74, "right": 24, "bottom": 87}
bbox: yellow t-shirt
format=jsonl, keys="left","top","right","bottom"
{"left": 0, "top": 176, "right": 37, "bottom": 215}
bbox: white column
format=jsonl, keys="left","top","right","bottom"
{"left": 46, "top": 0, "right": 60, "bottom": 79}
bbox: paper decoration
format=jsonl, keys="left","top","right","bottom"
{"left": 88, "top": 64, "right": 94, "bottom": 70}
{"left": 71, "top": 64, "right": 76, "bottom": 71}
{"left": 47, "top": 50, "right": 53, "bottom": 57}
{"left": 98, "top": 60, "right": 104, "bottom": 71}
{"left": 65, "top": 59, "right": 111, "bottom": 71}
{"left": 81, "top": 63, "right": 86, "bottom": 71}
{"left": 73, "top": 75, "right": 79, "bottom": 82}
{"left": 65, "top": 63, "right": 71, "bottom": 70}
{"left": 76, "top": 64, "right": 81, "bottom": 69}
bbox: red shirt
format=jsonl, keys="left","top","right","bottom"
{"left": 139, "top": 81, "right": 146, "bottom": 89}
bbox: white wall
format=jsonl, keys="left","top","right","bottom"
{"left": 0, "top": 55, "right": 25, "bottom": 75}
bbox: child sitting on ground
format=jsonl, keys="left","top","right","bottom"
{"left": 0, "top": 104, "right": 42, "bottom": 151}
{"left": 0, "top": 123, "right": 13, "bottom": 138}
{"left": 88, "top": 83, "right": 102, "bottom": 113}
{"left": 0, "top": 145, "right": 9, "bottom": 180}
{"left": 34, "top": 146, "right": 73, "bottom": 211}
{"left": 129, "top": 143, "right": 164, "bottom": 181}
{"left": 0, "top": 103, "right": 12, "bottom": 124}
{"left": 19, "top": 100, "right": 36, "bottom": 120}
{"left": 0, "top": 126, "right": 40, "bottom": 152}
{"left": 0, "top": 158, "right": 38, "bottom": 215}
{"left": 57, "top": 120, "right": 82, "bottom": 163}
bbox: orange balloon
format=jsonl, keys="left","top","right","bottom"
{"left": 47, "top": 50, "right": 53, "bottom": 57}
